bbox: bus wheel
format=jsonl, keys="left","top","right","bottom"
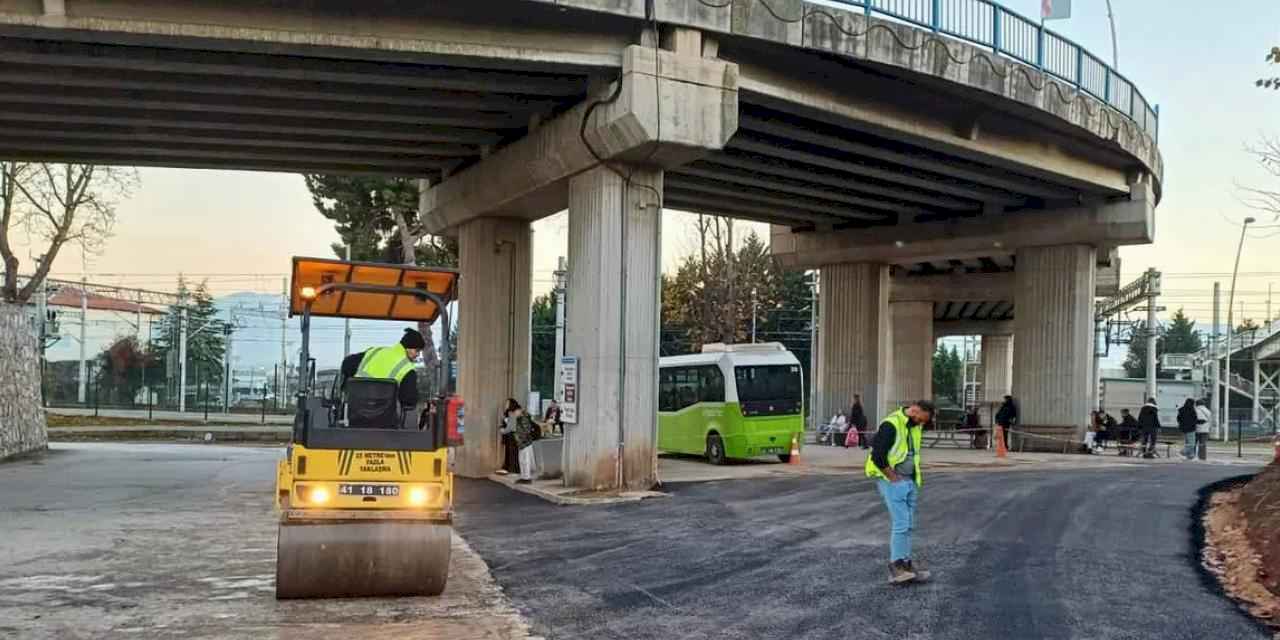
{"left": 776, "top": 454, "right": 792, "bottom": 463}
{"left": 706, "top": 434, "right": 727, "bottom": 465}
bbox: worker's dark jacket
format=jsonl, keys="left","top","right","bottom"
{"left": 340, "top": 350, "right": 418, "bottom": 408}
{"left": 995, "top": 400, "right": 1018, "bottom": 427}
{"left": 1138, "top": 404, "right": 1160, "bottom": 433}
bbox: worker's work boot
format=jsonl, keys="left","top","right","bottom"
{"left": 888, "top": 560, "right": 917, "bottom": 584}
{"left": 904, "top": 559, "right": 931, "bottom": 582}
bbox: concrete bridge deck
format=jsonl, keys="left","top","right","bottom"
{"left": 0, "top": 0, "right": 1166, "bottom": 486}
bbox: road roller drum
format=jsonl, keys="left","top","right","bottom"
{"left": 275, "top": 521, "right": 451, "bottom": 599}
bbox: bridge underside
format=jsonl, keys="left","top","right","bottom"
{"left": 0, "top": 0, "right": 1163, "bottom": 480}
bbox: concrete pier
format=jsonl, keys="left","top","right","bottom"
{"left": 981, "top": 334, "right": 1014, "bottom": 402}
{"left": 816, "top": 263, "right": 891, "bottom": 421}
{"left": 455, "top": 218, "right": 532, "bottom": 477}
{"left": 889, "top": 301, "right": 933, "bottom": 406}
{"left": 562, "top": 166, "right": 663, "bottom": 491}
{"left": 1012, "top": 245, "right": 1096, "bottom": 449}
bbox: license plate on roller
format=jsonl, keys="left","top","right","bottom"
{"left": 338, "top": 484, "right": 399, "bottom": 497}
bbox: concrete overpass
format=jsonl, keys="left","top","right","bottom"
{"left": 0, "top": 0, "right": 1162, "bottom": 482}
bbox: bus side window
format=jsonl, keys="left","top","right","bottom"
{"left": 699, "top": 366, "right": 724, "bottom": 403}
{"left": 674, "top": 367, "right": 698, "bottom": 410}
{"left": 659, "top": 369, "right": 675, "bottom": 412}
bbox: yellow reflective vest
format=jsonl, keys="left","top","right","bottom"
{"left": 864, "top": 408, "right": 924, "bottom": 487}
{"left": 355, "top": 344, "right": 415, "bottom": 383}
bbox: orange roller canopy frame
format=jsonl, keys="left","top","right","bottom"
{"left": 288, "top": 257, "right": 458, "bottom": 323}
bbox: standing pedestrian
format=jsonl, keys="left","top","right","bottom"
{"left": 995, "top": 395, "right": 1017, "bottom": 450}
{"left": 866, "top": 399, "right": 935, "bottom": 584}
{"left": 1138, "top": 398, "right": 1160, "bottom": 458}
{"left": 507, "top": 402, "right": 539, "bottom": 484}
{"left": 1176, "top": 398, "right": 1198, "bottom": 460}
{"left": 1194, "top": 399, "right": 1213, "bottom": 461}
{"left": 849, "top": 394, "right": 870, "bottom": 449}
{"left": 499, "top": 398, "right": 521, "bottom": 474}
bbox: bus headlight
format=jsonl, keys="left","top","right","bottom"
{"left": 307, "top": 486, "right": 330, "bottom": 505}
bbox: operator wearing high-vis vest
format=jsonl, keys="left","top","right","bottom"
{"left": 865, "top": 400, "right": 935, "bottom": 585}
{"left": 339, "top": 328, "right": 426, "bottom": 410}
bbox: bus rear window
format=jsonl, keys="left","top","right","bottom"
{"left": 734, "top": 365, "right": 801, "bottom": 416}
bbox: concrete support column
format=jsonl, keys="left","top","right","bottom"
{"left": 889, "top": 301, "right": 933, "bottom": 406}
{"left": 1012, "top": 245, "right": 1096, "bottom": 449}
{"left": 980, "top": 335, "right": 1014, "bottom": 401}
{"left": 455, "top": 217, "right": 532, "bottom": 478}
{"left": 562, "top": 165, "right": 662, "bottom": 491}
{"left": 817, "top": 263, "right": 891, "bottom": 422}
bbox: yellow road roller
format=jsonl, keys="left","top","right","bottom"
{"left": 275, "top": 257, "right": 463, "bottom": 599}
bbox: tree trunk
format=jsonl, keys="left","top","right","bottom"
{"left": 391, "top": 210, "right": 440, "bottom": 392}
{"left": 0, "top": 302, "right": 48, "bottom": 459}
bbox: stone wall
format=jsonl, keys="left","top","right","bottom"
{"left": 0, "top": 302, "right": 48, "bottom": 460}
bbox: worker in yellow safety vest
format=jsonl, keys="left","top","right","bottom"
{"left": 339, "top": 328, "right": 426, "bottom": 410}
{"left": 865, "top": 399, "right": 935, "bottom": 584}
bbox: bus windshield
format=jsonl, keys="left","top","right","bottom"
{"left": 734, "top": 365, "right": 801, "bottom": 416}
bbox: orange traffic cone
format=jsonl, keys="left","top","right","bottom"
{"left": 788, "top": 433, "right": 801, "bottom": 465}
{"left": 994, "top": 426, "right": 1008, "bottom": 459}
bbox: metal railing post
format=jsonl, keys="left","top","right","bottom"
{"left": 1036, "top": 25, "right": 1044, "bottom": 68}
{"left": 864, "top": 0, "right": 871, "bottom": 16}
{"left": 1104, "top": 70, "right": 1111, "bottom": 106}
{"left": 1074, "top": 46, "right": 1083, "bottom": 87}
{"left": 932, "top": 0, "right": 941, "bottom": 31}
{"left": 992, "top": 5, "right": 1001, "bottom": 53}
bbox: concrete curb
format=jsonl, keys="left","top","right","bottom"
{"left": 487, "top": 474, "right": 668, "bottom": 506}
{"left": 49, "top": 426, "right": 289, "bottom": 443}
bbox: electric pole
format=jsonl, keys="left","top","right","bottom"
{"left": 1144, "top": 268, "right": 1159, "bottom": 404}
{"left": 343, "top": 244, "right": 352, "bottom": 356}
{"left": 178, "top": 303, "right": 188, "bottom": 413}
{"left": 553, "top": 257, "right": 567, "bottom": 402}
{"left": 77, "top": 277, "right": 87, "bottom": 404}
{"left": 751, "top": 287, "right": 758, "bottom": 343}
{"left": 281, "top": 278, "right": 289, "bottom": 397}
{"left": 1211, "top": 282, "right": 1221, "bottom": 440}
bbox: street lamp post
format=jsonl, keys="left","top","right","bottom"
{"left": 1226, "top": 216, "right": 1256, "bottom": 458}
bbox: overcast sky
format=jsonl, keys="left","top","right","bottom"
{"left": 17, "top": 0, "right": 1280, "bottom": 333}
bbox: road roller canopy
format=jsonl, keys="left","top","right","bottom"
{"left": 288, "top": 257, "right": 458, "bottom": 322}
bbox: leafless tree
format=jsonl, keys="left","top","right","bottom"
{"left": 0, "top": 162, "right": 138, "bottom": 304}
{"left": 1239, "top": 137, "right": 1280, "bottom": 223}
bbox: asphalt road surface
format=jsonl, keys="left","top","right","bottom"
{"left": 0, "top": 443, "right": 528, "bottom": 640}
{"left": 455, "top": 464, "right": 1270, "bottom": 640}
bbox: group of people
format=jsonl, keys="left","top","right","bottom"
{"left": 819, "top": 394, "right": 871, "bottom": 448}
{"left": 499, "top": 398, "right": 564, "bottom": 484}
{"left": 958, "top": 395, "right": 1018, "bottom": 450}
{"left": 1086, "top": 397, "right": 1213, "bottom": 460}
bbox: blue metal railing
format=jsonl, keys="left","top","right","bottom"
{"left": 838, "top": 0, "right": 1158, "bottom": 141}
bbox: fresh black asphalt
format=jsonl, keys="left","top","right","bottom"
{"left": 455, "top": 464, "right": 1269, "bottom": 640}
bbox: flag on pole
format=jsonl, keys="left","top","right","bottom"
{"left": 1041, "top": 0, "right": 1071, "bottom": 20}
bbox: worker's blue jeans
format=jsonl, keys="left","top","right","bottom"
{"left": 876, "top": 478, "right": 917, "bottom": 562}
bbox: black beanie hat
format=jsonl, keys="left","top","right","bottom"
{"left": 400, "top": 328, "right": 426, "bottom": 350}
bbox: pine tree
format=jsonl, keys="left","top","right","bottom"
{"left": 150, "top": 277, "right": 227, "bottom": 404}
{"left": 1123, "top": 308, "right": 1204, "bottom": 379}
